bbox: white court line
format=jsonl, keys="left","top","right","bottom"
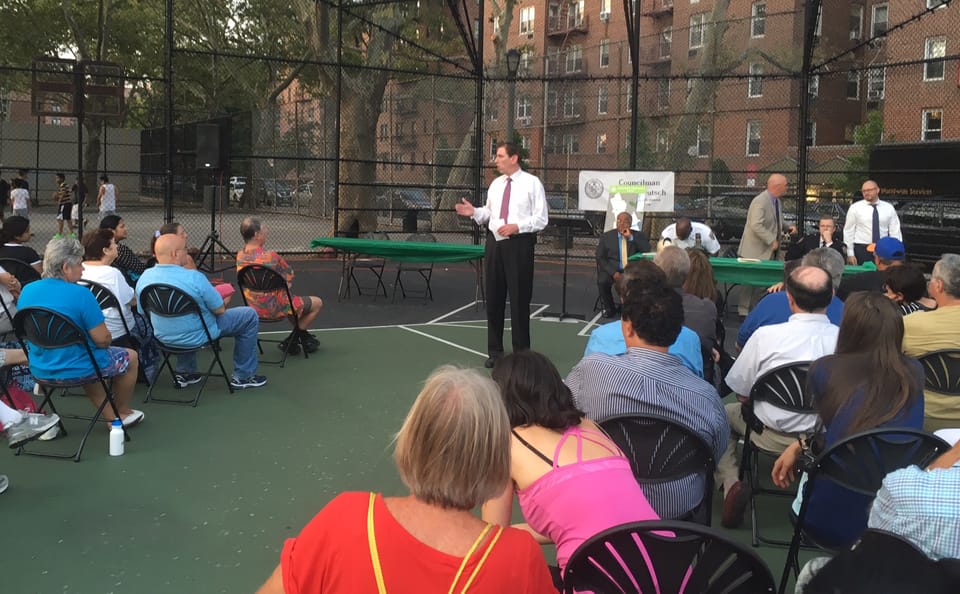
{"left": 398, "top": 325, "right": 487, "bottom": 358}
{"left": 427, "top": 300, "right": 478, "bottom": 325}
{"left": 578, "top": 312, "right": 604, "bottom": 336}
{"left": 434, "top": 322, "right": 490, "bottom": 330}
{"left": 529, "top": 304, "right": 550, "bottom": 318}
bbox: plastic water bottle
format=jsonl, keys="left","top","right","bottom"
{"left": 109, "top": 419, "right": 124, "bottom": 456}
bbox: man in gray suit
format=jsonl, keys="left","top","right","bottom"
{"left": 738, "top": 173, "right": 786, "bottom": 316}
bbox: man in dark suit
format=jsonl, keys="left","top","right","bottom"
{"left": 784, "top": 215, "right": 846, "bottom": 261}
{"left": 596, "top": 211, "right": 648, "bottom": 318}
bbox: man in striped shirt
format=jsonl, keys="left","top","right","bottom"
{"left": 566, "top": 274, "right": 728, "bottom": 520}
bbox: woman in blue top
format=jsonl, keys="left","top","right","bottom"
{"left": 17, "top": 237, "right": 143, "bottom": 426}
{"left": 772, "top": 291, "right": 924, "bottom": 548}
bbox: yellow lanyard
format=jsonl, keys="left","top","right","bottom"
{"left": 366, "top": 493, "right": 502, "bottom": 594}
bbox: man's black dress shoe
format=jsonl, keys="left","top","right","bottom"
{"left": 484, "top": 356, "right": 500, "bottom": 369}
{"left": 601, "top": 308, "right": 615, "bottom": 319}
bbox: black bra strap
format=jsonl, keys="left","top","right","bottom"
{"left": 511, "top": 429, "right": 553, "bottom": 466}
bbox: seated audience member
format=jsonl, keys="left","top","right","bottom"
{"left": 482, "top": 351, "right": 659, "bottom": 579}
{"left": 902, "top": 253, "right": 960, "bottom": 432}
{"left": 236, "top": 217, "right": 322, "bottom": 354}
{"left": 661, "top": 217, "right": 721, "bottom": 255}
{"left": 81, "top": 229, "right": 159, "bottom": 383}
{"left": 719, "top": 265, "right": 839, "bottom": 529}
{"left": 17, "top": 237, "right": 142, "bottom": 426}
{"left": 0, "top": 216, "right": 42, "bottom": 283}
{"left": 784, "top": 216, "right": 845, "bottom": 261}
{"left": 137, "top": 234, "right": 266, "bottom": 390}
{"left": 255, "top": 366, "right": 556, "bottom": 594}
{"left": 837, "top": 237, "right": 904, "bottom": 300}
{"left": 684, "top": 247, "right": 720, "bottom": 304}
{"left": 566, "top": 275, "right": 728, "bottom": 520}
{"left": 771, "top": 292, "right": 924, "bottom": 547}
{"left": 99, "top": 215, "right": 147, "bottom": 286}
{"left": 655, "top": 245, "right": 716, "bottom": 350}
{"left": 585, "top": 260, "right": 703, "bottom": 377}
{"left": 883, "top": 264, "right": 937, "bottom": 315}
{"left": 738, "top": 248, "right": 845, "bottom": 348}
{"left": 596, "top": 211, "right": 647, "bottom": 318}
{"left": 868, "top": 438, "right": 960, "bottom": 561}
{"left": 151, "top": 222, "right": 198, "bottom": 269}
{"left": 0, "top": 348, "right": 60, "bottom": 448}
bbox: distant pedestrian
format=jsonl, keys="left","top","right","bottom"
{"left": 53, "top": 172, "right": 74, "bottom": 238}
{"left": 97, "top": 174, "right": 118, "bottom": 219}
{"left": 9, "top": 178, "right": 30, "bottom": 219}
{"left": 14, "top": 169, "right": 33, "bottom": 208}
{"left": 0, "top": 172, "right": 9, "bottom": 222}
{"left": 72, "top": 175, "right": 89, "bottom": 231}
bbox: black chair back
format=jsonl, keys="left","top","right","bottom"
{"left": 14, "top": 307, "right": 89, "bottom": 352}
{"left": 749, "top": 361, "right": 813, "bottom": 412}
{"left": 0, "top": 257, "right": 41, "bottom": 286}
{"left": 563, "top": 520, "right": 775, "bottom": 594}
{"left": 139, "top": 283, "right": 218, "bottom": 348}
{"left": 237, "top": 265, "right": 289, "bottom": 294}
{"left": 77, "top": 279, "right": 133, "bottom": 338}
{"left": 919, "top": 350, "right": 960, "bottom": 397}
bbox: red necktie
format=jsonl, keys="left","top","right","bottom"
{"left": 499, "top": 177, "right": 512, "bottom": 223}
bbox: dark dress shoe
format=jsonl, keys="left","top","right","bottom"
{"left": 484, "top": 356, "right": 501, "bottom": 369}
{"left": 601, "top": 308, "right": 615, "bottom": 319}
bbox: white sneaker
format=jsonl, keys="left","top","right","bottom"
{"left": 37, "top": 425, "right": 60, "bottom": 441}
{"left": 6, "top": 412, "right": 60, "bottom": 449}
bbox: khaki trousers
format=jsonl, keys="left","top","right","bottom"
{"left": 716, "top": 401, "right": 799, "bottom": 488}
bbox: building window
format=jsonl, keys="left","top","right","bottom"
{"left": 563, "top": 133, "right": 579, "bottom": 154}
{"left": 659, "top": 27, "right": 672, "bottom": 58}
{"left": 814, "top": 4, "right": 822, "bottom": 37}
{"left": 751, "top": 3, "right": 766, "bottom": 38}
{"left": 847, "top": 71, "right": 860, "bottom": 100}
{"left": 849, "top": 5, "right": 863, "bottom": 40}
{"left": 657, "top": 79, "right": 670, "bottom": 109}
{"left": 922, "top": 109, "right": 943, "bottom": 141}
{"left": 489, "top": 138, "right": 498, "bottom": 160}
{"left": 867, "top": 68, "right": 885, "bottom": 100}
{"left": 599, "top": 39, "right": 610, "bottom": 68}
{"left": 696, "top": 123, "right": 711, "bottom": 157}
{"left": 492, "top": 15, "right": 500, "bottom": 35}
{"left": 563, "top": 90, "right": 580, "bottom": 118}
{"left": 748, "top": 63, "right": 763, "bottom": 97}
{"left": 547, "top": 90, "right": 559, "bottom": 118}
{"left": 687, "top": 78, "right": 695, "bottom": 96}
{"left": 598, "top": 87, "right": 609, "bottom": 114}
{"left": 924, "top": 37, "right": 946, "bottom": 81}
{"left": 600, "top": 0, "right": 611, "bottom": 19}
{"left": 626, "top": 85, "right": 633, "bottom": 112}
{"left": 689, "top": 14, "right": 706, "bottom": 49}
{"left": 519, "top": 135, "right": 530, "bottom": 150}
{"left": 545, "top": 48, "right": 560, "bottom": 76}
{"left": 519, "top": 7, "right": 535, "bottom": 34}
{"left": 746, "top": 120, "right": 761, "bottom": 156}
{"left": 597, "top": 133, "right": 608, "bottom": 153}
{"left": 517, "top": 95, "right": 532, "bottom": 120}
{"left": 567, "top": 0, "right": 584, "bottom": 28}
{"left": 805, "top": 121, "right": 817, "bottom": 147}
{"left": 379, "top": 123, "right": 388, "bottom": 138}
{"left": 871, "top": 4, "right": 888, "bottom": 37}
{"left": 655, "top": 128, "right": 669, "bottom": 153}
{"left": 565, "top": 45, "right": 583, "bottom": 73}
{"left": 927, "top": 0, "right": 948, "bottom": 8}
{"left": 808, "top": 75, "right": 819, "bottom": 97}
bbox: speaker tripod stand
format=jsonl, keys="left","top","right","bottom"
{"left": 195, "top": 174, "right": 235, "bottom": 273}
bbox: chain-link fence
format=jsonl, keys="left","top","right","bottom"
{"left": 1, "top": 0, "right": 958, "bottom": 263}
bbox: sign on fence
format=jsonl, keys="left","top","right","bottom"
{"left": 578, "top": 170, "right": 676, "bottom": 231}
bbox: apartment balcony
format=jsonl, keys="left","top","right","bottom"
{"left": 546, "top": 110, "right": 585, "bottom": 125}
{"left": 642, "top": 0, "right": 674, "bottom": 17}
{"left": 547, "top": 14, "right": 589, "bottom": 37}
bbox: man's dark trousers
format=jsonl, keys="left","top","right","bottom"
{"left": 485, "top": 231, "right": 536, "bottom": 357}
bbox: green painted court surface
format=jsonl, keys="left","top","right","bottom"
{"left": 2, "top": 315, "right": 811, "bottom": 593}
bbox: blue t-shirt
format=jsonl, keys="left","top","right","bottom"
{"left": 584, "top": 322, "right": 704, "bottom": 378}
{"left": 17, "top": 278, "right": 109, "bottom": 379}
{"left": 136, "top": 264, "right": 223, "bottom": 348}
{"left": 737, "top": 291, "right": 844, "bottom": 347}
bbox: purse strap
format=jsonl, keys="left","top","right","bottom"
{"left": 365, "top": 493, "right": 504, "bottom": 594}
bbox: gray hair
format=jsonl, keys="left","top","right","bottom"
{"left": 801, "top": 247, "right": 845, "bottom": 290}
{"left": 240, "top": 216, "right": 262, "bottom": 242}
{"left": 42, "top": 237, "right": 84, "bottom": 280}
{"left": 653, "top": 245, "right": 691, "bottom": 289}
{"left": 933, "top": 254, "right": 960, "bottom": 299}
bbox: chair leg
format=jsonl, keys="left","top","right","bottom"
{"left": 391, "top": 266, "right": 403, "bottom": 302}
{"left": 778, "top": 532, "right": 803, "bottom": 594}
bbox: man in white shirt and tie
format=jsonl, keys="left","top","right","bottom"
{"left": 455, "top": 143, "right": 549, "bottom": 368}
{"left": 844, "top": 180, "right": 902, "bottom": 265}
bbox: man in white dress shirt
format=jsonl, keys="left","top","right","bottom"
{"left": 455, "top": 143, "right": 549, "bottom": 368}
{"left": 661, "top": 217, "right": 721, "bottom": 255}
{"left": 844, "top": 180, "right": 902, "bottom": 265}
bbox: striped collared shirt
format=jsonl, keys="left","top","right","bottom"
{"left": 566, "top": 347, "right": 729, "bottom": 519}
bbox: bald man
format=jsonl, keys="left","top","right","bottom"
{"left": 737, "top": 173, "right": 787, "bottom": 316}
{"left": 137, "top": 234, "right": 267, "bottom": 390}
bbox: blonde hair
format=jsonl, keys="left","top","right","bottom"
{"left": 394, "top": 365, "right": 511, "bottom": 510}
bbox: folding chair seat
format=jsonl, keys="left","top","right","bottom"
{"left": 778, "top": 428, "right": 951, "bottom": 594}
{"left": 601, "top": 413, "right": 717, "bottom": 525}
{"left": 12, "top": 307, "right": 128, "bottom": 462}
{"left": 339, "top": 232, "right": 388, "bottom": 300}
{"left": 563, "top": 520, "right": 776, "bottom": 594}
{"left": 139, "top": 283, "right": 234, "bottom": 406}
{"left": 236, "top": 265, "right": 309, "bottom": 368}
{"left": 392, "top": 232, "right": 437, "bottom": 302}
{"left": 739, "top": 361, "right": 814, "bottom": 547}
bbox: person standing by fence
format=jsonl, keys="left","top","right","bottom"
{"left": 97, "top": 174, "right": 118, "bottom": 219}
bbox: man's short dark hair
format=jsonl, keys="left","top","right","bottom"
{"left": 785, "top": 265, "right": 833, "bottom": 312}
{"left": 676, "top": 217, "right": 692, "bottom": 240}
{"left": 99, "top": 215, "right": 122, "bottom": 230}
{"left": 497, "top": 142, "right": 519, "bottom": 158}
{"left": 621, "top": 281, "right": 683, "bottom": 347}
{"left": 55, "top": 172, "right": 65, "bottom": 180}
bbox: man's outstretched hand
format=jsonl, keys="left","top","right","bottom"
{"left": 455, "top": 198, "right": 475, "bottom": 217}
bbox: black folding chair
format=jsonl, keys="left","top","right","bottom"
{"left": 563, "top": 520, "right": 776, "bottom": 594}
{"left": 77, "top": 279, "right": 134, "bottom": 342}
{"left": 919, "top": 349, "right": 960, "bottom": 397}
{"left": 0, "top": 257, "right": 41, "bottom": 286}
{"left": 392, "top": 232, "right": 437, "bottom": 302}
{"left": 236, "top": 265, "right": 309, "bottom": 368}
{"left": 739, "top": 361, "right": 814, "bottom": 547}
{"left": 601, "top": 413, "right": 717, "bottom": 525}
{"left": 12, "top": 307, "right": 129, "bottom": 462}
{"left": 779, "top": 428, "right": 951, "bottom": 594}
{"left": 139, "top": 283, "right": 234, "bottom": 406}
{"left": 339, "top": 232, "right": 388, "bottom": 300}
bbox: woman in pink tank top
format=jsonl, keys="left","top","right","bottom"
{"left": 481, "top": 351, "right": 659, "bottom": 582}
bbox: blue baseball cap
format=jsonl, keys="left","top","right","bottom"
{"left": 867, "top": 237, "right": 906, "bottom": 261}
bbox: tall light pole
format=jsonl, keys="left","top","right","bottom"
{"left": 505, "top": 48, "right": 521, "bottom": 144}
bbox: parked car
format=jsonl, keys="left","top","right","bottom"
{"left": 258, "top": 180, "right": 294, "bottom": 207}
{"left": 229, "top": 176, "right": 246, "bottom": 205}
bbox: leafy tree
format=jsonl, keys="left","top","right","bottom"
{"left": 835, "top": 110, "right": 884, "bottom": 195}
{"left": 710, "top": 158, "right": 734, "bottom": 189}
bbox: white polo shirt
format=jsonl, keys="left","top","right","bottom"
{"left": 661, "top": 221, "right": 721, "bottom": 254}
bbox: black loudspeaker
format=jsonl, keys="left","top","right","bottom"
{"left": 196, "top": 124, "right": 220, "bottom": 170}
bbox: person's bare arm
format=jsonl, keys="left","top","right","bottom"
{"left": 88, "top": 322, "right": 112, "bottom": 348}
{"left": 255, "top": 564, "right": 285, "bottom": 594}
{"left": 928, "top": 440, "right": 960, "bottom": 470}
{"left": 481, "top": 482, "right": 514, "bottom": 527}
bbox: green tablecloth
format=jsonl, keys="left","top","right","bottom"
{"left": 629, "top": 253, "right": 876, "bottom": 287}
{"left": 311, "top": 237, "right": 485, "bottom": 263}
